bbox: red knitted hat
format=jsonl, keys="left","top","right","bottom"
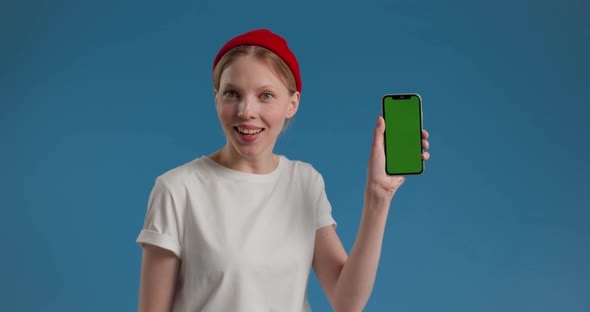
{"left": 213, "top": 29, "right": 302, "bottom": 92}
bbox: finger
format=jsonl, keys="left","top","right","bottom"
{"left": 421, "top": 151, "right": 430, "bottom": 160}
{"left": 422, "top": 139, "right": 429, "bottom": 149}
{"left": 422, "top": 130, "right": 429, "bottom": 139}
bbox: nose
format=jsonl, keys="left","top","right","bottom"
{"left": 237, "top": 96, "right": 256, "bottom": 119}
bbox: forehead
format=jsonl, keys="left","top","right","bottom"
{"left": 219, "top": 55, "right": 285, "bottom": 88}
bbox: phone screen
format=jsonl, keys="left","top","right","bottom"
{"left": 382, "top": 94, "right": 423, "bottom": 175}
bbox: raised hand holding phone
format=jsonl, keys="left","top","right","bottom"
{"left": 366, "top": 94, "right": 430, "bottom": 201}
{"left": 331, "top": 96, "right": 431, "bottom": 312}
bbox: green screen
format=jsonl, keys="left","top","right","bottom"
{"left": 383, "top": 95, "right": 423, "bottom": 175}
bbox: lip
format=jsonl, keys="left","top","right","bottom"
{"left": 236, "top": 124, "right": 264, "bottom": 130}
{"left": 234, "top": 126, "right": 263, "bottom": 143}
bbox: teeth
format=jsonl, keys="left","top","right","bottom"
{"left": 237, "top": 127, "right": 263, "bottom": 135}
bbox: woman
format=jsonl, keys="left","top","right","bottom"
{"left": 137, "top": 29, "right": 430, "bottom": 312}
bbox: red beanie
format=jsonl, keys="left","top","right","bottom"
{"left": 213, "top": 29, "right": 302, "bottom": 93}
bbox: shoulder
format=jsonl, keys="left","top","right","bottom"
{"left": 280, "top": 155, "right": 324, "bottom": 182}
{"left": 154, "top": 156, "right": 213, "bottom": 193}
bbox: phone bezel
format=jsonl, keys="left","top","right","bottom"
{"left": 381, "top": 93, "right": 424, "bottom": 176}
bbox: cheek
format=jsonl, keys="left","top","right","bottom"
{"left": 267, "top": 107, "right": 289, "bottom": 127}
{"left": 217, "top": 103, "right": 236, "bottom": 123}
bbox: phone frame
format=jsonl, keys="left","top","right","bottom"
{"left": 381, "top": 93, "right": 424, "bottom": 176}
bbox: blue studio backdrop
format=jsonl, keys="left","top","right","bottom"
{"left": 1, "top": 1, "right": 589, "bottom": 311}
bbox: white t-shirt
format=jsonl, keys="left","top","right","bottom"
{"left": 136, "top": 155, "right": 336, "bottom": 312}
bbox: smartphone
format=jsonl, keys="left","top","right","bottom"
{"left": 382, "top": 93, "right": 424, "bottom": 175}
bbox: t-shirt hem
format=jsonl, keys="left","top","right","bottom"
{"left": 136, "top": 229, "right": 182, "bottom": 258}
{"left": 317, "top": 215, "right": 337, "bottom": 230}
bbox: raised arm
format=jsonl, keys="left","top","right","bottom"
{"left": 313, "top": 117, "right": 430, "bottom": 311}
{"left": 138, "top": 244, "right": 180, "bottom": 312}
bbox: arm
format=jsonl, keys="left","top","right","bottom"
{"left": 312, "top": 190, "right": 392, "bottom": 312}
{"left": 138, "top": 244, "right": 181, "bottom": 312}
{"left": 313, "top": 117, "right": 430, "bottom": 311}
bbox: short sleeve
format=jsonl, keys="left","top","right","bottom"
{"left": 136, "top": 177, "right": 183, "bottom": 258}
{"left": 313, "top": 171, "right": 337, "bottom": 230}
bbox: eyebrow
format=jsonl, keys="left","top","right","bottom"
{"left": 219, "top": 83, "right": 238, "bottom": 90}
{"left": 220, "top": 83, "right": 278, "bottom": 91}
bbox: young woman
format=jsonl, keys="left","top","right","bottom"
{"left": 137, "top": 29, "right": 431, "bottom": 312}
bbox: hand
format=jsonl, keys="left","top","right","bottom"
{"left": 366, "top": 117, "right": 430, "bottom": 199}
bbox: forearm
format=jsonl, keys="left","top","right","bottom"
{"left": 332, "top": 187, "right": 393, "bottom": 312}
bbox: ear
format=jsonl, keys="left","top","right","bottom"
{"left": 285, "top": 91, "right": 300, "bottom": 119}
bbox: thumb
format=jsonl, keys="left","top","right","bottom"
{"left": 371, "top": 116, "right": 385, "bottom": 156}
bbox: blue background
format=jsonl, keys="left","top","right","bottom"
{"left": 1, "top": 0, "right": 589, "bottom": 311}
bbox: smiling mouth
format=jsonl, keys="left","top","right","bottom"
{"left": 235, "top": 127, "right": 264, "bottom": 135}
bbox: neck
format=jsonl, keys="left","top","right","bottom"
{"left": 210, "top": 146, "right": 278, "bottom": 174}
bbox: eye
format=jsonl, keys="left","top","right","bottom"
{"left": 260, "top": 92, "right": 273, "bottom": 100}
{"left": 223, "top": 90, "right": 238, "bottom": 98}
